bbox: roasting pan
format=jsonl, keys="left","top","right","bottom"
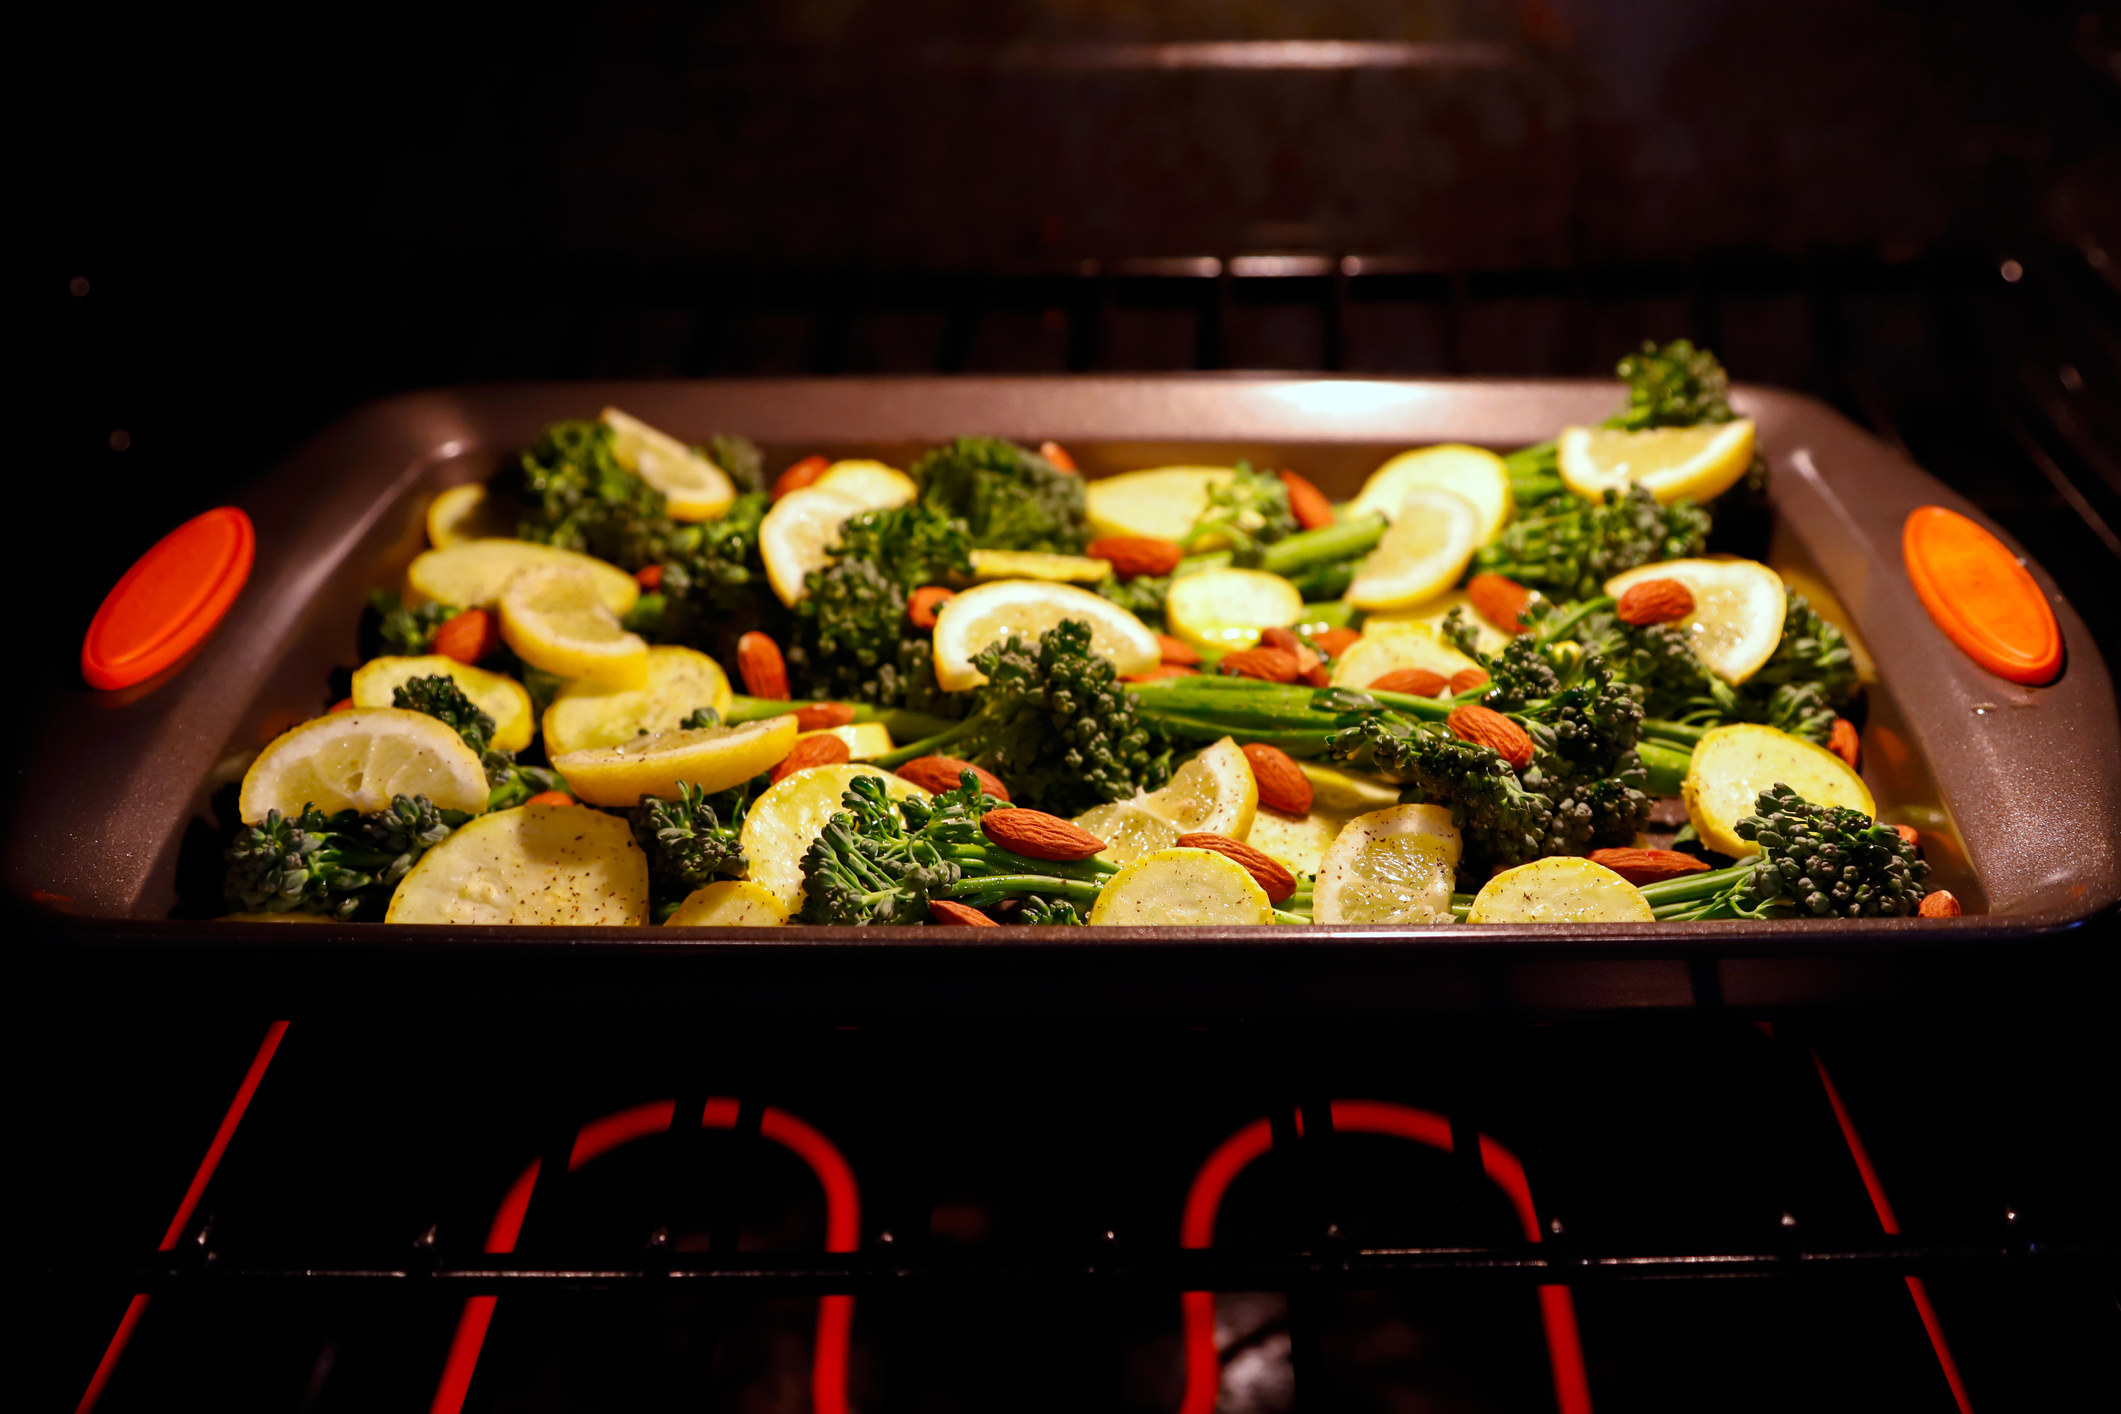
{"left": 9, "top": 377, "right": 2117, "bottom": 1017}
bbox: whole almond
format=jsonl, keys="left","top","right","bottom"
{"left": 929, "top": 898, "right": 999, "bottom": 927}
{"left": 981, "top": 808, "right": 1109, "bottom": 862}
{"left": 772, "top": 455, "right": 830, "bottom": 501}
{"left": 1466, "top": 573, "right": 1533, "bottom": 633}
{"left": 794, "top": 701, "right": 857, "bottom": 732}
{"left": 1892, "top": 823, "right": 1920, "bottom": 850}
{"left": 736, "top": 631, "right": 790, "bottom": 699}
{"left": 1219, "top": 646, "right": 1301, "bottom": 683}
{"left": 1242, "top": 742, "right": 1313, "bottom": 815}
{"left": 1176, "top": 832, "right": 1298, "bottom": 902}
{"left": 770, "top": 732, "right": 850, "bottom": 783}
{"left": 433, "top": 608, "right": 500, "bottom": 665}
{"left": 635, "top": 564, "right": 664, "bottom": 591}
{"left": 1087, "top": 536, "right": 1183, "bottom": 581}
{"left": 1588, "top": 847, "right": 1712, "bottom": 885}
{"left": 1311, "top": 626, "right": 1361, "bottom": 659}
{"left": 1615, "top": 577, "right": 1696, "bottom": 626}
{"left": 1918, "top": 890, "right": 1962, "bottom": 918}
{"left": 1123, "top": 664, "right": 1200, "bottom": 682}
{"left": 1369, "top": 667, "right": 1450, "bottom": 697}
{"left": 908, "top": 585, "right": 955, "bottom": 631}
{"left": 1261, "top": 627, "right": 1324, "bottom": 680}
{"left": 1279, "top": 469, "right": 1336, "bottom": 530}
{"left": 1449, "top": 667, "right": 1491, "bottom": 696}
{"left": 896, "top": 755, "right": 1012, "bottom": 802}
{"left": 1827, "top": 718, "right": 1861, "bottom": 770}
{"left": 1447, "top": 704, "right": 1535, "bottom": 771}
{"left": 1037, "top": 440, "right": 1078, "bottom": 473}
{"left": 1298, "top": 663, "right": 1332, "bottom": 687}
{"left": 1156, "top": 633, "right": 1202, "bottom": 666}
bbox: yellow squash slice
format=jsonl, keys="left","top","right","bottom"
{"left": 1466, "top": 856, "right": 1654, "bottom": 924}
{"left": 1087, "top": 847, "right": 1275, "bottom": 927}
{"left": 554, "top": 715, "right": 802, "bottom": 807}
{"left": 1327, "top": 620, "right": 1482, "bottom": 691}
{"left": 1683, "top": 723, "right": 1875, "bottom": 858}
{"left": 665, "top": 879, "right": 790, "bottom": 927}
{"left": 1165, "top": 567, "right": 1306, "bottom": 655}
{"left": 1312, "top": 805, "right": 1461, "bottom": 925}
{"left": 426, "top": 484, "right": 517, "bottom": 548}
{"left": 385, "top": 804, "right": 648, "bottom": 925}
{"left": 542, "top": 645, "right": 734, "bottom": 756}
{"left": 1084, "top": 466, "right": 1237, "bottom": 543}
{"left": 406, "top": 539, "right": 638, "bottom": 615}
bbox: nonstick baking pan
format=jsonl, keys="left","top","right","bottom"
{"left": 9, "top": 376, "right": 2117, "bottom": 1018}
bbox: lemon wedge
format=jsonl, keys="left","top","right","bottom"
{"left": 385, "top": 804, "right": 648, "bottom": 925}
{"left": 665, "top": 879, "right": 790, "bottom": 927}
{"left": 1072, "top": 800, "right": 1183, "bottom": 867}
{"left": 930, "top": 580, "right": 1160, "bottom": 692}
{"left": 1165, "top": 567, "right": 1306, "bottom": 655}
{"left": 739, "top": 764, "right": 932, "bottom": 911}
{"left": 351, "top": 655, "right": 536, "bottom": 753}
{"left": 760, "top": 486, "right": 864, "bottom": 606}
{"left": 1312, "top": 805, "right": 1461, "bottom": 925}
{"left": 1326, "top": 620, "right": 1481, "bottom": 690}
{"left": 1467, "top": 856, "right": 1654, "bottom": 923}
{"left": 812, "top": 459, "right": 919, "bottom": 511}
{"left": 407, "top": 540, "right": 638, "bottom": 615}
{"left": 1087, "top": 847, "right": 1274, "bottom": 926}
{"left": 542, "top": 645, "right": 734, "bottom": 756}
{"left": 1558, "top": 419, "right": 1755, "bottom": 505}
{"left": 1350, "top": 445, "right": 1514, "bottom": 544}
{"left": 554, "top": 715, "right": 801, "bottom": 807}
{"left": 426, "top": 485, "right": 517, "bottom": 548}
{"left": 239, "top": 708, "right": 491, "bottom": 823}
{"left": 1084, "top": 467, "right": 1236, "bottom": 543}
{"left": 1343, "top": 487, "right": 1483, "bottom": 611}
{"left": 1605, "top": 557, "right": 1786, "bottom": 684}
{"left": 969, "top": 550, "right": 1114, "bottom": 584}
{"left": 601, "top": 408, "right": 737, "bottom": 521}
{"left": 497, "top": 564, "right": 650, "bottom": 687}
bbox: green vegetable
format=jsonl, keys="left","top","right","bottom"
{"left": 704, "top": 434, "right": 766, "bottom": 496}
{"left": 798, "top": 771, "right": 1114, "bottom": 926}
{"left": 632, "top": 780, "right": 750, "bottom": 917}
{"left": 1504, "top": 339, "right": 1743, "bottom": 505}
{"left": 878, "top": 619, "right": 1172, "bottom": 817}
{"left": 1473, "top": 485, "right": 1711, "bottom": 601}
{"left": 911, "top": 436, "right": 1088, "bottom": 553}
{"left": 784, "top": 503, "right": 973, "bottom": 715}
{"left": 1096, "top": 514, "right": 1387, "bottom": 625}
{"left": 1639, "top": 783, "right": 1929, "bottom": 919}
{"left": 224, "top": 795, "right": 468, "bottom": 920}
{"left": 1182, "top": 461, "right": 1297, "bottom": 559}
{"left": 390, "top": 674, "right": 560, "bottom": 810}
{"left": 369, "top": 591, "right": 460, "bottom": 656}
{"left": 648, "top": 490, "right": 776, "bottom": 645}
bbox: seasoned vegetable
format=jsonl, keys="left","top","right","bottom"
{"left": 633, "top": 780, "right": 751, "bottom": 916}
{"left": 1465, "top": 856, "right": 1654, "bottom": 923}
{"left": 1682, "top": 722, "right": 1873, "bottom": 857}
{"left": 385, "top": 804, "right": 649, "bottom": 925}
{"left": 913, "top": 436, "right": 1088, "bottom": 553}
{"left": 1473, "top": 485, "right": 1711, "bottom": 601}
{"left": 1086, "top": 847, "right": 1275, "bottom": 927}
{"left": 1642, "top": 783, "right": 1928, "bottom": 919}
{"left": 225, "top": 795, "right": 469, "bottom": 920}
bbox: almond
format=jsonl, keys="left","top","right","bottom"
{"left": 1369, "top": 667, "right": 1449, "bottom": 698}
{"left": 1448, "top": 667, "right": 1491, "bottom": 696}
{"left": 929, "top": 898, "right": 999, "bottom": 927}
{"left": 1176, "top": 832, "right": 1298, "bottom": 903}
{"left": 1038, "top": 440, "right": 1078, "bottom": 473}
{"left": 1827, "top": 718, "right": 1860, "bottom": 770}
{"left": 1615, "top": 577, "right": 1695, "bottom": 627}
{"left": 523, "top": 790, "right": 578, "bottom": 808}
{"left": 1588, "top": 847, "right": 1712, "bottom": 885}
{"left": 908, "top": 585, "right": 955, "bottom": 631}
{"left": 1278, "top": 469, "right": 1336, "bottom": 530}
{"left": 1447, "top": 704, "right": 1535, "bottom": 771}
{"left": 794, "top": 701, "right": 857, "bottom": 732}
{"left": 770, "top": 732, "right": 850, "bottom": 783}
{"left": 433, "top": 608, "right": 500, "bottom": 665}
{"left": 1310, "top": 626, "right": 1361, "bottom": 659}
{"left": 772, "top": 455, "right": 830, "bottom": 501}
{"left": 1466, "top": 573, "right": 1533, "bottom": 634}
{"left": 736, "top": 631, "right": 789, "bottom": 699}
{"left": 1087, "top": 536, "right": 1183, "bottom": 580}
{"left": 981, "top": 807, "right": 1109, "bottom": 862}
{"left": 1892, "top": 823, "right": 1920, "bottom": 851}
{"left": 1122, "top": 664, "right": 1200, "bottom": 682}
{"left": 1157, "top": 633, "right": 1202, "bottom": 666}
{"left": 1260, "top": 627, "right": 1324, "bottom": 680}
{"left": 1298, "top": 663, "right": 1332, "bottom": 687}
{"left": 635, "top": 564, "right": 664, "bottom": 591}
{"left": 896, "top": 755, "right": 1012, "bottom": 802}
{"left": 1242, "top": 742, "right": 1313, "bottom": 815}
{"left": 1918, "top": 890, "right": 1961, "bottom": 918}
{"left": 1219, "top": 646, "right": 1301, "bottom": 683}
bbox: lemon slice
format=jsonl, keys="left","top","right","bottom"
{"left": 385, "top": 804, "right": 648, "bottom": 925}
{"left": 426, "top": 485, "right": 517, "bottom": 548}
{"left": 799, "top": 721, "right": 895, "bottom": 760}
{"left": 1087, "top": 847, "right": 1274, "bottom": 926}
{"left": 1312, "top": 804, "right": 1461, "bottom": 925}
{"left": 1558, "top": 419, "right": 1755, "bottom": 505}
{"left": 1362, "top": 587, "right": 1514, "bottom": 657}
{"left": 1466, "top": 856, "right": 1654, "bottom": 923}
{"left": 812, "top": 459, "right": 919, "bottom": 511}
{"left": 1084, "top": 466, "right": 1236, "bottom": 543}
{"left": 497, "top": 564, "right": 649, "bottom": 686}
{"left": 239, "top": 708, "right": 491, "bottom": 823}
{"left": 1134, "top": 736, "right": 1257, "bottom": 840}
{"left": 1297, "top": 762, "right": 1403, "bottom": 813}
{"left": 760, "top": 486, "right": 864, "bottom": 607}
{"left": 666, "top": 879, "right": 789, "bottom": 927}
{"left": 1604, "top": 557, "right": 1787, "bottom": 684}
{"left": 542, "top": 645, "right": 734, "bottom": 756}
{"left": 930, "top": 580, "right": 1160, "bottom": 692}
{"left": 739, "top": 764, "right": 932, "bottom": 911}
{"left": 554, "top": 715, "right": 801, "bottom": 807}
{"left": 1350, "top": 445, "right": 1514, "bottom": 544}
{"left": 1073, "top": 800, "right": 1182, "bottom": 867}
{"left": 601, "top": 408, "right": 737, "bottom": 522}
{"left": 1343, "top": 487, "right": 1482, "bottom": 611}
{"left": 351, "top": 655, "right": 536, "bottom": 753}
{"left": 1165, "top": 568, "right": 1306, "bottom": 655}
{"left": 1683, "top": 723, "right": 1875, "bottom": 858}
{"left": 407, "top": 540, "right": 638, "bottom": 615}
{"left": 1245, "top": 807, "right": 1348, "bottom": 879}
{"left": 969, "top": 550, "right": 1114, "bottom": 584}
{"left": 1326, "top": 620, "right": 1481, "bottom": 690}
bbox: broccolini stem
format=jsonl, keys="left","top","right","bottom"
{"left": 1637, "top": 861, "right": 1753, "bottom": 913}
{"left": 1534, "top": 596, "right": 1613, "bottom": 645}
{"left": 1259, "top": 514, "right": 1388, "bottom": 574}
{"left": 1640, "top": 719, "right": 1709, "bottom": 748}
{"left": 722, "top": 696, "right": 957, "bottom": 741}
{"left": 946, "top": 875, "right": 1107, "bottom": 906}
{"left": 1638, "top": 741, "right": 1692, "bottom": 797}
{"left": 1148, "top": 715, "right": 1338, "bottom": 753}
{"left": 1271, "top": 908, "right": 1311, "bottom": 925}
{"left": 873, "top": 711, "right": 988, "bottom": 769}
{"left": 937, "top": 843, "right": 1115, "bottom": 883}
{"left": 1300, "top": 600, "right": 1358, "bottom": 630}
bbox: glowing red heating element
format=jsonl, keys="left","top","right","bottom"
{"left": 429, "top": 1098, "right": 859, "bottom": 1414}
{"left": 1179, "top": 1099, "right": 1592, "bottom": 1414}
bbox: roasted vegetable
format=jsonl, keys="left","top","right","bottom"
{"left": 391, "top": 673, "right": 562, "bottom": 810}
{"left": 224, "top": 794, "right": 469, "bottom": 919}
{"left": 1472, "top": 485, "right": 1711, "bottom": 601}
{"left": 632, "top": 780, "right": 751, "bottom": 916}
{"left": 911, "top": 436, "right": 1088, "bottom": 554}
{"left": 785, "top": 503, "right": 973, "bottom": 712}
{"left": 1504, "top": 338, "right": 1742, "bottom": 504}
{"left": 1640, "top": 783, "right": 1928, "bottom": 918}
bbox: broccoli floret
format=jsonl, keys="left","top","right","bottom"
{"left": 632, "top": 782, "right": 749, "bottom": 914}
{"left": 389, "top": 673, "right": 561, "bottom": 809}
{"left": 507, "top": 419, "right": 666, "bottom": 565}
{"left": 1095, "top": 572, "right": 1171, "bottom": 628}
{"left": 833, "top": 503, "right": 973, "bottom": 591}
{"left": 224, "top": 795, "right": 468, "bottom": 919}
{"left": 911, "top": 436, "right": 1088, "bottom": 553}
{"left": 680, "top": 706, "right": 721, "bottom": 730}
{"left": 1612, "top": 339, "right": 1737, "bottom": 430}
{"left": 369, "top": 591, "right": 461, "bottom": 656}
{"left": 1182, "top": 462, "right": 1298, "bottom": 561}
{"left": 784, "top": 504, "right": 973, "bottom": 714}
{"left": 1641, "top": 783, "right": 1930, "bottom": 919}
{"left": 704, "top": 433, "right": 766, "bottom": 496}
{"left": 1474, "top": 486, "right": 1711, "bottom": 601}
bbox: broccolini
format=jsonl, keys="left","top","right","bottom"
{"left": 224, "top": 795, "right": 469, "bottom": 919}
{"left": 1638, "top": 783, "right": 1929, "bottom": 919}
{"left": 911, "top": 436, "right": 1088, "bottom": 553}
{"left": 632, "top": 781, "right": 750, "bottom": 916}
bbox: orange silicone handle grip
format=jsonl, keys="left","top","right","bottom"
{"left": 1901, "top": 505, "right": 2061, "bottom": 686}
